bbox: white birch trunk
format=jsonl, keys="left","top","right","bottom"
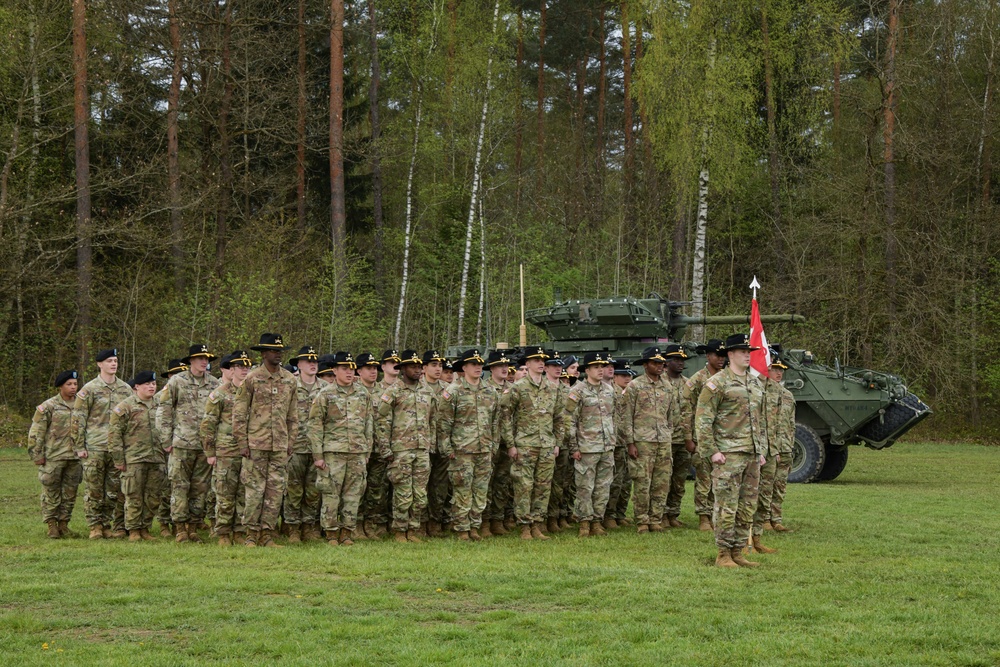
{"left": 689, "top": 36, "right": 716, "bottom": 342}
{"left": 455, "top": 0, "right": 500, "bottom": 345}
{"left": 475, "top": 176, "right": 486, "bottom": 345}
{"left": 394, "top": 94, "right": 423, "bottom": 347}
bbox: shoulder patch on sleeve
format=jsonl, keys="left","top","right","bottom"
{"left": 380, "top": 393, "right": 392, "bottom": 403}
{"left": 37, "top": 403, "right": 46, "bottom": 413}
{"left": 113, "top": 406, "right": 123, "bottom": 415}
{"left": 441, "top": 390, "right": 451, "bottom": 400}
{"left": 685, "top": 378, "right": 695, "bottom": 388}
{"left": 77, "top": 389, "right": 88, "bottom": 399}
{"left": 706, "top": 381, "right": 717, "bottom": 391}
{"left": 567, "top": 390, "right": 581, "bottom": 402}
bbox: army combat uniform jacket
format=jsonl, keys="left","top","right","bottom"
{"left": 233, "top": 365, "right": 299, "bottom": 453}
{"left": 620, "top": 373, "right": 681, "bottom": 446}
{"left": 375, "top": 380, "right": 437, "bottom": 460}
{"left": 156, "top": 370, "right": 220, "bottom": 451}
{"left": 109, "top": 395, "right": 164, "bottom": 467}
{"left": 200, "top": 381, "right": 241, "bottom": 458}
{"left": 29, "top": 395, "right": 76, "bottom": 464}
{"left": 437, "top": 378, "right": 502, "bottom": 456}
{"left": 565, "top": 380, "right": 616, "bottom": 454}
{"left": 695, "top": 367, "right": 767, "bottom": 458}
{"left": 307, "top": 382, "right": 375, "bottom": 456}
{"left": 72, "top": 377, "right": 134, "bottom": 453}
{"left": 501, "top": 374, "right": 566, "bottom": 451}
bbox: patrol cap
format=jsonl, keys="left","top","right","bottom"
{"left": 251, "top": 333, "right": 291, "bottom": 351}
{"left": 164, "top": 358, "right": 188, "bottom": 377}
{"left": 133, "top": 370, "right": 157, "bottom": 386}
{"left": 95, "top": 348, "right": 118, "bottom": 362}
{"left": 723, "top": 333, "right": 760, "bottom": 352}
{"left": 54, "top": 370, "right": 78, "bottom": 387}
{"left": 355, "top": 352, "right": 380, "bottom": 368}
{"left": 579, "top": 351, "right": 611, "bottom": 369}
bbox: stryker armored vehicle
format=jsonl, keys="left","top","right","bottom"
{"left": 524, "top": 294, "right": 931, "bottom": 483}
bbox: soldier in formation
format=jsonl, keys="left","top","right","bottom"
{"left": 683, "top": 339, "right": 727, "bottom": 531}
{"left": 29, "top": 370, "right": 82, "bottom": 539}
{"left": 663, "top": 343, "right": 694, "bottom": 528}
{"left": 285, "top": 346, "right": 323, "bottom": 543}
{"left": 764, "top": 352, "right": 797, "bottom": 532}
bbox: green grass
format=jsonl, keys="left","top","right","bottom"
{"left": 1, "top": 443, "right": 999, "bottom": 666}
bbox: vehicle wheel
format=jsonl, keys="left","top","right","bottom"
{"left": 788, "top": 423, "right": 825, "bottom": 484}
{"left": 815, "top": 443, "right": 849, "bottom": 481}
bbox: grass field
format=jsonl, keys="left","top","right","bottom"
{"left": 1, "top": 443, "right": 998, "bottom": 666}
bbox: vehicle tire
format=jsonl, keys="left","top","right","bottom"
{"left": 857, "top": 392, "right": 931, "bottom": 448}
{"left": 815, "top": 443, "right": 849, "bottom": 481}
{"left": 788, "top": 423, "right": 825, "bottom": 484}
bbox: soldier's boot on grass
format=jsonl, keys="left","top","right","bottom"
{"left": 288, "top": 525, "right": 302, "bottom": 544}
{"left": 304, "top": 523, "right": 323, "bottom": 541}
{"left": 58, "top": 521, "right": 79, "bottom": 538}
{"left": 457, "top": 531, "right": 470, "bottom": 541}
{"left": 503, "top": 517, "right": 516, "bottom": 531}
{"left": 140, "top": 529, "right": 156, "bottom": 541}
{"left": 578, "top": 522, "right": 590, "bottom": 538}
{"left": 352, "top": 526, "right": 368, "bottom": 541}
{"left": 637, "top": 524, "right": 649, "bottom": 534}
{"left": 667, "top": 516, "right": 684, "bottom": 528}
{"left": 260, "top": 530, "right": 283, "bottom": 548}
{"left": 698, "top": 515, "right": 713, "bottom": 531}
{"left": 649, "top": 522, "right": 665, "bottom": 533}
{"left": 175, "top": 523, "right": 190, "bottom": 543}
{"left": 101, "top": 525, "right": 113, "bottom": 539}
{"left": 46, "top": 521, "right": 60, "bottom": 539}
{"left": 752, "top": 537, "right": 778, "bottom": 554}
{"left": 558, "top": 518, "right": 571, "bottom": 530}
{"left": 218, "top": 534, "right": 232, "bottom": 547}
{"left": 187, "top": 524, "right": 202, "bottom": 543}
{"left": 469, "top": 527, "right": 482, "bottom": 541}
{"left": 479, "top": 522, "right": 493, "bottom": 538}
{"left": 590, "top": 521, "right": 607, "bottom": 537}
{"left": 406, "top": 530, "right": 424, "bottom": 543}
{"left": 159, "top": 523, "right": 173, "bottom": 538}
{"left": 393, "top": 530, "right": 408, "bottom": 544}
{"left": 89, "top": 526, "right": 104, "bottom": 540}
{"left": 715, "top": 548, "right": 739, "bottom": 568}
{"left": 244, "top": 530, "right": 259, "bottom": 548}
{"left": 772, "top": 523, "right": 793, "bottom": 532}
{"left": 763, "top": 521, "right": 773, "bottom": 531}
{"left": 602, "top": 517, "right": 618, "bottom": 531}
{"left": 520, "top": 524, "right": 533, "bottom": 540}
{"left": 619, "top": 517, "right": 634, "bottom": 526}
{"left": 731, "top": 548, "right": 760, "bottom": 568}
{"left": 339, "top": 528, "right": 354, "bottom": 546}
{"left": 414, "top": 522, "right": 429, "bottom": 539}
{"left": 129, "top": 531, "right": 143, "bottom": 542}
{"left": 427, "top": 520, "right": 443, "bottom": 538}
{"left": 491, "top": 519, "right": 508, "bottom": 535}
{"left": 531, "top": 523, "right": 550, "bottom": 541}
{"left": 547, "top": 517, "right": 561, "bottom": 534}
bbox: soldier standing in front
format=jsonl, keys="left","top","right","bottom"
{"left": 682, "top": 339, "right": 727, "bottom": 531}
{"left": 29, "top": 370, "right": 83, "bottom": 539}
{"left": 765, "top": 352, "right": 797, "bottom": 532}
{"left": 285, "top": 346, "right": 323, "bottom": 543}
{"left": 233, "top": 333, "right": 299, "bottom": 548}
{"left": 662, "top": 343, "right": 695, "bottom": 528}
{"left": 696, "top": 333, "right": 768, "bottom": 568}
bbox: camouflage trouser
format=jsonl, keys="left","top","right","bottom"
{"left": 38, "top": 459, "right": 82, "bottom": 523}
{"left": 511, "top": 446, "right": 556, "bottom": 525}
{"left": 205, "top": 484, "right": 216, "bottom": 523}
{"left": 284, "top": 452, "right": 320, "bottom": 526}
{"left": 711, "top": 452, "right": 760, "bottom": 549}
{"left": 547, "top": 447, "right": 572, "bottom": 519}
{"left": 319, "top": 452, "right": 367, "bottom": 532}
{"left": 156, "top": 462, "right": 172, "bottom": 527}
{"left": 664, "top": 442, "right": 691, "bottom": 518}
{"left": 359, "top": 453, "right": 391, "bottom": 525}
{"left": 169, "top": 447, "right": 211, "bottom": 524}
{"left": 769, "top": 453, "right": 792, "bottom": 525}
{"left": 693, "top": 453, "right": 715, "bottom": 517}
{"left": 628, "top": 441, "right": 672, "bottom": 526}
{"left": 573, "top": 450, "right": 615, "bottom": 522}
{"left": 448, "top": 451, "right": 493, "bottom": 531}
{"left": 387, "top": 450, "right": 430, "bottom": 532}
{"left": 82, "top": 451, "right": 124, "bottom": 530}
{"left": 241, "top": 449, "right": 288, "bottom": 532}
{"left": 752, "top": 454, "right": 778, "bottom": 536}
{"left": 121, "top": 462, "right": 164, "bottom": 531}
{"left": 485, "top": 448, "right": 514, "bottom": 521}
{"left": 607, "top": 446, "right": 631, "bottom": 521}
{"left": 213, "top": 455, "right": 245, "bottom": 535}
{"left": 426, "top": 452, "right": 452, "bottom": 524}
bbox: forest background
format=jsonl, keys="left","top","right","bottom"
{"left": 0, "top": 0, "right": 996, "bottom": 439}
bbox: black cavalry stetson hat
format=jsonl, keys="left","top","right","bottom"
{"left": 395, "top": 350, "right": 423, "bottom": 369}
{"left": 723, "top": 333, "right": 760, "bottom": 352}
{"left": 695, "top": 339, "right": 726, "bottom": 355}
{"left": 251, "top": 333, "right": 291, "bottom": 352}
{"left": 457, "top": 348, "right": 486, "bottom": 370}
{"left": 544, "top": 350, "right": 563, "bottom": 366}
{"left": 381, "top": 349, "right": 402, "bottom": 364}
{"left": 332, "top": 351, "right": 356, "bottom": 368}
{"left": 664, "top": 343, "right": 689, "bottom": 359}
{"left": 183, "top": 343, "right": 218, "bottom": 363}
{"left": 579, "top": 351, "right": 611, "bottom": 369}
{"left": 633, "top": 346, "right": 668, "bottom": 365}
{"left": 484, "top": 350, "right": 511, "bottom": 369}
{"left": 291, "top": 346, "right": 319, "bottom": 365}
{"left": 422, "top": 350, "right": 446, "bottom": 364}
{"left": 164, "top": 358, "right": 188, "bottom": 377}
{"left": 355, "top": 352, "right": 380, "bottom": 368}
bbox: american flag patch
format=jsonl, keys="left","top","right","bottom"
{"left": 381, "top": 393, "right": 391, "bottom": 403}
{"left": 706, "top": 381, "right": 717, "bottom": 391}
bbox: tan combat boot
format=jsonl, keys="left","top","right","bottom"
{"left": 772, "top": 523, "right": 793, "bottom": 532}
{"left": 547, "top": 517, "right": 561, "bottom": 534}
{"left": 637, "top": 524, "right": 649, "bottom": 534}
{"left": 46, "top": 521, "right": 60, "bottom": 539}
{"left": 730, "top": 548, "right": 760, "bottom": 568}
{"left": 101, "top": 526, "right": 113, "bottom": 539}
{"left": 530, "top": 523, "right": 550, "bottom": 541}
{"left": 159, "top": 523, "right": 173, "bottom": 538}
{"left": 667, "top": 516, "right": 684, "bottom": 528}
{"left": 649, "top": 522, "right": 665, "bottom": 533}
{"left": 558, "top": 518, "right": 571, "bottom": 530}
{"left": 479, "top": 521, "right": 493, "bottom": 538}
{"left": 187, "top": 523, "right": 202, "bottom": 543}
{"left": 261, "top": 530, "right": 283, "bottom": 548}
{"left": 218, "top": 534, "right": 232, "bottom": 547}
{"left": 339, "top": 528, "right": 354, "bottom": 546}
{"left": 491, "top": 519, "right": 508, "bottom": 536}
{"left": 57, "top": 521, "right": 79, "bottom": 538}
{"left": 372, "top": 522, "right": 389, "bottom": 539}
{"left": 619, "top": 516, "right": 634, "bottom": 527}
{"left": 307, "top": 523, "right": 324, "bottom": 541}
{"left": 715, "top": 548, "right": 739, "bottom": 568}
{"left": 415, "top": 522, "right": 429, "bottom": 538}
{"left": 175, "top": 523, "right": 190, "bottom": 543}
{"left": 244, "top": 530, "right": 259, "bottom": 547}
{"left": 469, "top": 527, "right": 482, "bottom": 541}
{"left": 89, "top": 525, "right": 104, "bottom": 540}
{"left": 287, "top": 525, "right": 302, "bottom": 544}
{"left": 427, "top": 520, "right": 443, "bottom": 538}
{"left": 763, "top": 521, "right": 774, "bottom": 531}
{"left": 128, "top": 531, "right": 142, "bottom": 542}
{"left": 590, "top": 521, "right": 607, "bottom": 537}
{"left": 457, "top": 531, "right": 470, "bottom": 541}
{"left": 393, "top": 530, "right": 408, "bottom": 544}
{"left": 578, "top": 522, "right": 591, "bottom": 538}
{"left": 139, "top": 528, "right": 157, "bottom": 541}
{"left": 602, "top": 517, "right": 618, "bottom": 531}
{"left": 698, "top": 515, "right": 713, "bottom": 531}
{"left": 406, "top": 530, "right": 424, "bottom": 543}
{"left": 352, "top": 526, "right": 368, "bottom": 541}
{"left": 520, "top": 524, "right": 533, "bottom": 540}
{"left": 503, "top": 517, "right": 516, "bottom": 531}
{"left": 752, "top": 536, "right": 778, "bottom": 554}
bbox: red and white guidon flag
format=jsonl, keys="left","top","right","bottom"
{"left": 749, "top": 287, "right": 771, "bottom": 379}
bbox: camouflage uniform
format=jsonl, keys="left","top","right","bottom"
{"left": 308, "top": 381, "right": 374, "bottom": 533}
{"left": 566, "top": 380, "right": 616, "bottom": 523}
{"left": 751, "top": 379, "right": 786, "bottom": 536}
{"left": 233, "top": 365, "right": 298, "bottom": 534}
{"left": 376, "top": 379, "right": 437, "bottom": 532}
{"left": 29, "top": 395, "right": 82, "bottom": 526}
{"left": 664, "top": 374, "right": 691, "bottom": 521}
{"left": 423, "top": 378, "right": 452, "bottom": 525}
{"left": 607, "top": 385, "right": 631, "bottom": 522}
{"left": 484, "top": 376, "right": 514, "bottom": 523}
{"left": 156, "top": 370, "right": 220, "bottom": 525}
{"left": 696, "top": 367, "right": 767, "bottom": 549}
{"left": 768, "top": 384, "right": 796, "bottom": 526}
{"left": 72, "top": 376, "right": 133, "bottom": 531}
{"left": 503, "top": 374, "right": 565, "bottom": 525}
{"left": 620, "top": 373, "right": 680, "bottom": 526}
{"left": 547, "top": 382, "right": 573, "bottom": 522}
{"left": 109, "top": 394, "right": 165, "bottom": 532}
{"left": 682, "top": 366, "right": 717, "bottom": 518}
{"left": 359, "top": 379, "right": 394, "bottom": 528}
{"left": 437, "top": 377, "right": 501, "bottom": 532}
{"left": 284, "top": 377, "right": 323, "bottom": 529}
{"left": 200, "top": 381, "right": 244, "bottom": 536}
{"left": 153, "top": 387, "right": 172, "bottom": 530}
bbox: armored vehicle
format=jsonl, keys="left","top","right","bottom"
{"left": 525, "top": 295, "right": 931, "bottom": 483}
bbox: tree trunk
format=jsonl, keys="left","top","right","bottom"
{"left": 475, "top": 177, "right": 486, "bottom": 345}
{"left": 635, "top": 16, "right": 653, "bottom": 171}
{"left": 596, "top": 3, "right": 606, "bottom": 166}
{"left": 72, "top": 0, "right": 92, "bottom": 371}
{"left": 329, "top": 0, "right": 347, "bottom": 265}
{"left": 456, "top": 0, "right": 500, "bottom": 345}
{"left": 761, "top": 0, "right": 783, "bottom": 268}
{"left": 621, "top": 1, "right": 634, "bottom": 191}
{"left": 536, "top": 0, "right": 546, "bottom": 193}
{"left": 216, "top": 1, "right": 233, "bottom": 275}
{"left": 167, "top": 0, "right": 184, "bottom": 291}
{"left": 883, "top": 0, "right": 900, "bottom": 311}
{"left": 515, "top": 7, "right": 524, "bottom": 209}
{"left": 296, "top": 0, "right": 308, "bottom": 232}
{"left": 669, "top": 199, "right": 688, "bottom": 300}
{"left": 978, "top": 1, "right": 996, "bottom": 208}
{"left": 394, "top": 96, "right": 423, "bottom": 348}
{"left": 369, "top": 0, "right": 385, "bottom": 287}
{"left": 689, "top": 36, "right": 716, "bottom": 342}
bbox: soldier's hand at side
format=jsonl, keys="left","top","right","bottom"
{"left": 314, "top": 459, "right": 326, "bottom": 469}
{"left": 759, "top": 455, "right": 766, "bottom": 466}
{"left": 115, "top": 464, "right": 126, "bottom": 472}
{"left": 508, "top": 447, "right": 518, "bottom": 461}
{"left": 553, "top": 446, "right": 560, "bottom": 457}
{"left": 711, "top": 452, "right": 726, "bottom": 465}
{"left": 449, "top": 453, "right": 456, "bottom": 460}
{"left": 571, "top": 451, "right": 581, "bottom": 461}
{"left": 76, "top": 450, "right": 88, "bottom": 459}
{"left": 685, "top": 439, "right": 697, "bottom": 454}
{"left": 207, "top": 456, "right": 217, "bottom": 466}
{"left": 775, "top": 454, "right": 780, "bottom": 463}
{"left": 627, "top": 444, "right": 638, "bottom": 460}
{"left": 165, "top": 446, "right": 173, "bottom": 454}
{"left": 240, "top": 448, "right": 250, "bottom": 458}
